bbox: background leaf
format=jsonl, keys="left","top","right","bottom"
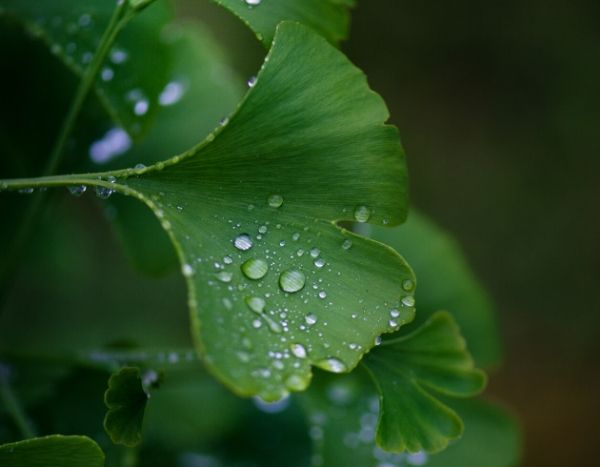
{"left": 0, "top": 0, "right": 173, "bottom": 139}
{"left": 363, "top": 211, "right": 502, "bottom": 368}
{"left": 210, "top": 0, "right": 355, "bottom": 47}
{"left": 363, "top": 311, "right": 486, "bottom": 453}
{"left": 0, "top": 435, "right": 105, "bottom": 467}
{"left": 103, "top": 367, "right": 148, "bottom": 447}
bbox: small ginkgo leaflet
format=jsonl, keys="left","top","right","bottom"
{"left": 1, "top": 22, "right": 414, "bottom": 401}
{"left": 103, "top": 366, "right": 148, "bottom": 447}
{"left": 0, "top": 435, "right": 105, "bottom": 467}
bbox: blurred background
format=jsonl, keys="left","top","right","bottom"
{"left": 1, "top": 1, "right": 598, "bottom": 465}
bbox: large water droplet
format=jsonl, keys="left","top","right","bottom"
{"left": 241, "top": 258, "right": 268, "bottom": 280}
{"left": 268, "top": 194, "right": 284, "bottom": 208}
{"left": 354, "top": 205, "right": 371, "bottom": 223}
{"left": 279, "top": 270, "right": 306, "bottom": 293}
{"left": 401, "top": 295, "right": 415, "bottom": 307}
{"left": 290, "top": 343, "right": 307, "bottom": 359}
{"left": 316, "top": 358, "right": 347, "bottom": 373}
{"left": 246, "top": 296, "right": 266, "bottom": 313}
{"left": 234, "top": 234, "right": 253, "bottom": 251}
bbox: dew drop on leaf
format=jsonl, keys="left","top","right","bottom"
{"left": 290, "top": 343, "right": 307, "bottom": 359}
{"left": 313, "top": 258, "right": 325, "bottom": 268}
{"left": 245, "top": 0, "right": 261, "bottom": 5}
{"left": 305, "top": 313, "right": 318, "bottom": 325}
{"left": 285, "top": 374, "right": 309, "bottom": 391}
{"left": 216, "top": 271, "right": 233, "bottom": 283}
{"left": 402, "top": 279, "right": 415, "bottom": 291}
{"left": 233, "top": 234, "right": 253, "bottom": 251}
{"left": 279, "top": 270, "right": 306, "bottom": 293}
{"left": 245, "top": 296, "right": 266, "bottom": 314}
{"left": 95, "top": 186, "right": 114, "bottom": 199}
{"left": 67, "top": 185, "right": 87, "bottom": 197}
{"left": 401, "top": 295, "right": 415, "bottom": 307}
{"left": 241, "top": 258, "right": 269, "bottom": 280}
{"left": 310, "top": 247, "right": 320, "bottom": 258}
{"left": 181, "top": 263, "right": 194, "bottom": 278}
{"left": 318, "top": 291, "right": 327, "bottom": 299}
{"left": 267, "top": 194, "right": 284, "bottom": 208}
{"left": 247, "top": 76, "right": 257, "bottom": 87}
{"left": 353, "top": 205, "right": 371, "bottom": 223}
{"left": 315, "top": 358, "right": 347, "bottom": 373}
{"left": 342, "top": 239, "right": 352, "bottom": 250}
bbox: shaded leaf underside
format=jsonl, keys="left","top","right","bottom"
{"left": 85, "top": 21, "right": 413, "bottom": 400}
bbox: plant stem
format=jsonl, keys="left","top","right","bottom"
{"left": 0, "top": 364, "right": 36, "bottom": 439}
{"left": 0, "top": 0, "right": 140, "bottom": 304}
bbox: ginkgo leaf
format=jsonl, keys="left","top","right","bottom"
{"left": 0, "top": 435, "right": 105, "bottom": 467}
{"left": 302, "top": 371, "right": 518, "bottom": 467}
{"left": 103, "top": 366, "right": 148, "bottom": 447}
{"left": 0, "top": 0, "right": 173, "bottom": 138}
{"left": 211, "top": 0, "right": 355, "bottom": 47}
{"left": 3, "top": 21, "right": 413, "bottom": 401}
{"left": 363, "top": 311, "right": 487, "bottom": 453}
{"left": 363, "top": 211, "right": 502, "bottom": 368}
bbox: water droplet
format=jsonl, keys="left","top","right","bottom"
{"left": 314, "top": 258, "right": 325, "bottom": 268}
{"left": 252, "top": 319, "right": 262, "bottom": 329}
{"left": 389, "top": 319, "right": 398, "bottom": 328}
{"left": 354, "top": 205, "right": 371, "bottom": 223}
{"left": 110, "top": 48, "right": 128, "bottom": 64}
{"left": 316, "top": 358, "right": 347, "bottom": 373}
{"left": 342, "top": 239, "right": 352, "bottom": 250}
{"left": 305, "top": 313, "right": 318, "bottom": 325}
{"left": 95, "top": 186, "right": 114, "bottom": 199}
{"left": 18, "top": 188, "right": 34, "bottom": 194}
{"left": 390, "top": 309, "right": 400, "bottom": 318}
{"left": 402, "top": 279, "right": 415, "bottom": 291}
{"left": 216, "top": 271, "right": 233, "bottom": 283}
{"left": 374, "top": 336, "right": 382, "bottom": 346}
{"left": 318, "top": 291, "right": 327, "bottom": 299}
{"left": 258, "top": 225, "right": 268, "bottom": 234}
{"left": 234, "top": 234, "right": 253, "bottom": 251}
{"left": 246, "top": 296, "right": 266, "bottom": 313}
{"left": 134, "top": 99, "right": 149, "bottom": 116}
{"left": 181, "top": 263, "right": 194, "bottom": 277}
{"left": 134, "top": 163, "right": 146, "bottom": 170}
{"left": 401, "top": 295, "right": 415, "bottom": 307}
{"left": 245, "top": 0, "right": 261, "bottom": 5}
{"left": 268, "top": 194, "right": 283, "bottom": 208}
{"left": 67, "top": 185, "right": 87, "bottom": 197}
{"left": 241, "top": 258, "right": 268, "bottom": 280}
{"left": 285, "top": 374, "right": 309, "bottom": 391}
{"left": 279, "top": 270, "right": 306, "bottom": 293}
{"left": 310, "top": 248, "right": 320, "bottom": 258}
{"left": 223, "top": 255, "right": 233, "bottom": 265}
{"left": 292, "top": 232, "right": 300, "bottom": 241}
{"left": 290, "top": 343, "right": 307, "bottom": 359}
{"left": 247, "top": 75, "right": 257, "bottom": 87}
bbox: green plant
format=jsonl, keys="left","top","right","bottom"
{"left": 0, "top": 1, "right": 520, "bottom": 466}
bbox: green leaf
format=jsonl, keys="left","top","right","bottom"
{"left": 302, "top": 372, "right": 519, "bottom": 467}
{"left": 365, "top": 211, "right": 502, "bottom": 368}
{"left": 0, "top": 0, "right": 173, "bottom": 138}
{"left": 103, "top": 367, "right": 148, "bottom": 447}
{"left": 9, "top": 20, "right": 412, "bottom": 400}
{"left": 363, "top": 311, "right": 486, "bottom": 453}
{"left": 211, "top": 0, "right": 355, "bottom": 47}
{"left": 0, "top": 435, "right": 105, "bottom": 467}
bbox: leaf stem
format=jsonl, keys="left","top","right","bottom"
{"left": 0, "top": 0, "right": 147, "bottom": 303}
{"left": 0, "top": 363, "right": 36, "bottom": 439}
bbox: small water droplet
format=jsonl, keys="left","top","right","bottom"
{"left": 279, "top": 270, "right": 306, "bottom": 293}
{"left": 101, "top": 67, "right": 114, "bottom": 81}
{"left": 67, "top": 185, "right": 87, "bottom": 197}
{"left": 402, "top": 279, "right": 415, "bottom": 291}
{"left": 401, "top": 295, "right": 415, "bottom": 307}
{"left": 223, "top": 255, "right": 233, "bottom": 264}
{"left": 310, "top": 248, "right": 320, "bottom": 258}
{"left": 292, "top": 232, "right": 300, "bottom": 241}
{"left": 314, "top": 258, "right": 325, "bottom": 268}
{"left": 318, "top": 291, "right": 327, "bottom": 299}
{"left": 258, "top": 225, "right": 268, "bottom": 234}
{"left": 285, "top": 374, "right": 309, "bottom": 391}
{"left": 216, "top": 271, "right": 233, "bottom": 283}
{"left": 110, "top": 48, "right": 128, "bottom": 64}
{"left": 252, "top": 319, "right": 262, "bottom": 329}
{"left": 268, "top": 194, "right": 283, "bottom": 208}
{"left": 316, "top": 358, "right": 347, "bottom": 373}
{"left": 247, "top": 75, "right": 257, "bottom": 87}
{"left": 342, "top": 239, "right": 353, "bottom": 250}
{"left": 374, "top": 336, "right": 382, "bottom": 346}
{"left": 134, "top": 99, "right": 149, "bottom": 116}
{"left": 241, "top": 258, "right": 268, "bottom": 280}
{"left": 390, "top": 309, "right": 400, "bottom": 318}
{"left": 181, "top": 263, "right": 194, "bottom": 278}
{"left": 134, "top": 163, "right": 146, "bottom": 170}
{"left": 305, "top": 313, "right": 318, "bottom": 325}
{"left": 290, "top": 343, "right": 307, "bottom": 359}
{"left": 18, "top": 187, "right": 34, "bottom": 194}
{"left": 245, "top": 0, "right": 261, "bottom": 5}
{"left": 95, "top": 186, "right": 114, "bottom": 199}
{"left": 389, "top": 319, "right": 398, "bottom": 328}
{"left": 354, "top": 205, "right": 371, "bottom": 223}
{"left": 246, "top": 296, "right": 266, "bottom": 313}
{"left": 234, "top": 234, "right": 253, "bottom": 251}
